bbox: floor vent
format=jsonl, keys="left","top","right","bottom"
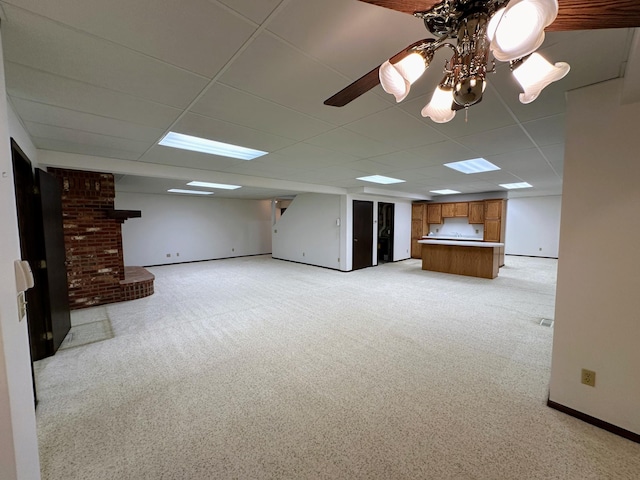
{"left": 539, "top": 318, "right": 554, "bottom": 328}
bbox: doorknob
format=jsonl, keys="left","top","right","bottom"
{"left": 354, "top": 238, "right": 358, "bottom": 242}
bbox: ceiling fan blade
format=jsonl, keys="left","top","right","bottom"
{"left": 356, "top": 1, "right": 439, "bottom": 15}
{"left": 548, "top": 0, "right": 640, "bottom": 31}
{"left": 325, "top": 39, "right": 433, "bottom": 107}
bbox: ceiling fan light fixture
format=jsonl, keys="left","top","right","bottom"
{"left": 512, "top": 53, "right": 570, "bottom": 104}
{"left": 421, "top": 86, "right": 456, "bottom": 123}
{"left": 379, "top": 52, "right": 429, "bottom": 102}
{"left": 488, "top": 0, "right": 558, "bottom": 62}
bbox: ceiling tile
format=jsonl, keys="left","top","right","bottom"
{"left": 219, "top": 32, "right": 391, "bottom": 125}
{"left": 456, "top": 125, "right": 536, "bottom": 157}
{"left": 172, "top": 113, "right": 296, "bottom": 153}
{"left": 305, "top": 128, "right": 397, "bottom": 158}
{"left": 2, "top": 5, "right": 209, "bottom": 108}
{"left": 26, "top": 121, "right": 150, "bottom": 155}
{"left": 268, "top": 0, "right": 428, "bottom": 79}
{"left": 34, "top": 137, "right": 142, "bottom": 161}
{"left": 521, "top": 115, "right": 566, "bottom": 148}
{"left": 217, "top": 0, "right": 282, "bottom": 24}
{"left": 1, "top": 0, "right": 257, "bottom": 78}
{"left": 264, "top": 143, "right": 359, "bottom": 169}
{"left": 191, "top": 83, "right": 333, "bottom": 141}
{"left": 345, "top": 107, "right": 446, "bottom": 149}
{"left": 139, "top": 145, "right": 242, "bottom": 171}
{"left": 12, "top": 97, "right": 165, "bottom": 143}
{"left": 5, "top": 63, "right": 182, "bottom": 129}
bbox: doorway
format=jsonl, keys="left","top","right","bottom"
{"left": 11, "top": 139, "right": 71, "bottom": 364}
{"left": 378, "top": 202, "right": 394, "bottom": 263}
{"left": 352, "top": 200, "right": 373, "bottom": 270}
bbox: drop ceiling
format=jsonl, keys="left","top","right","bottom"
{"left": 0, "top": 0, "right": 634, "bottom": 200}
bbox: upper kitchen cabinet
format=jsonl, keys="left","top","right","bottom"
{"left": 441, "top": 203, "right": 455, "bottom": 218}
{"left": 427, "top": 203, "right": 442, "bottom": 225}
{"left": 468, "top": 202, "right": 484, "bottom": 224}
{"left": 454, "top": 202, "right": 469, "bottom": 217}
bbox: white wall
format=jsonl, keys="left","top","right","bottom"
{"left": 272, "top": 193, "right": 342, "bottom": 270}
{"left": 0, "top": 34, "right": 41, "bottom": 480}
{"left": 505, "top": 196, "right": 561, "bottom": 257}
{"left": 117, "top": 192, "right": 272, "bottom": 266}
{"left": 392, "top": 202, "right": 411, "bottom": 262}
{"left": 550, "top": 78, "right": 640, "bottom": 435}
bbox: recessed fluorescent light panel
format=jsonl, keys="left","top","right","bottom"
{"left": 500, "top": 182, "right": 533, "bottom": 189}
{"left": 187, "top": 181, "right": 241, "bottom": 190}
{"left": 444, "top": 158, "right": 500, "bottom": 174}
{"left": 159, "top": 132, "right": 267, "bottom": 160}
{"left": 356, "top": 175, "right": 406, "bottom": 185}
{"left": 430, "top": 189, "right": 461, "bottom": 195}
{"left": 168, "top": 189, "right": 213, "bottom": 195}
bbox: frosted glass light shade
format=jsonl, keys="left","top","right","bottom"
{"left": 488, "top": 0, "right": 558, "bottom": 62}
{"left": 421, "top": 86, "right": 456, "bottom": 123}
{"left": 379, "top": 53, "right": 428, "bottom": 102}
{"left": 513, "top": 53, "right": 570, "bottom": 104}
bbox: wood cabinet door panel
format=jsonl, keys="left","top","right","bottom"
{"left": 485, "top": 200, "right": 502, "bottom": 220}
{"left": 468, "top": 202, "right": 484, "bottom": 224}
{"left": 484, "top": 219, "right": 501, "bottom": 242}
{"left": 427, "top": 204, "right": 442, "bottom": 224}
{"left": 441, "top": 203, "right": 455, "bottom": 217}
{"left": 454, "top": 202, "right": 469, "bottom": 217}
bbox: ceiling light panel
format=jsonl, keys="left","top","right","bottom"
{"left": 430, "top": 189, "right": 461, "bottom": 195}
{"left": 499, "top": 182, "right": 533, "bottom": 189}
{"left": 444, "top": 158, "right": 501, "bottom": 174}
{"left": 187, "top": 181, "right": 241, "bottom": 190}
{"left": 356, "top": 175, "right": 406, "bottom": 184}
{"left": 168, "top": 189, "right": 213, "bottom": 195}
{"left": 159, "top": 132, "right": 267, "bottom": 160}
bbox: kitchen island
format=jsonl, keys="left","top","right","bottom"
{"left": 417, "top": 239, "right": 504, "bottom": 279}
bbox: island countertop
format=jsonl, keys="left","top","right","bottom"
{"left": 418, "top": 239, "right": 504, "bottom": 248}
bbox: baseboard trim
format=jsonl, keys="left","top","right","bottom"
{"left": 547, "top": 399, "right": 640, "bottom": 444}
{"left": 506, "top": 254, "right": 558, "bottom": 260}
{"left": 145, "top": 253, "right": 270, "bottom": 268}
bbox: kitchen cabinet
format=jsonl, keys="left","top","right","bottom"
{"left": 468, "top": 202, "right": 484, "bottom": 224}
{"left": 441, "top": 203, "right": 455, "bottom": 218}
{"left": 427, "top": 203, "right": 442, "bottom": 225}
{"left": 454, "top": 202, "right": 469, "bottom": 217}
{"left": 483, "top": 199, "right": 507, "bottom": 265}
{"left": 411, "top": 203, "right": 426, "bottom": 259}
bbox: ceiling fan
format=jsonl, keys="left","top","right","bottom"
{"left": 324, "top": 0, "right": 640, "bottom": 123}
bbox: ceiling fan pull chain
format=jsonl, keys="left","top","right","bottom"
{"left": 465, "top": 106, "right": 469, "bottom": 123}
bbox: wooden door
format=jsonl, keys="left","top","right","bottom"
{"left": 35, "top": 169, "right": 71, "bottom": 353}
{"left": 11, "top": 140, "right": 50, "bottom": 362}
{"left": 352, "top": 200, "right": 373, "bottom": 270}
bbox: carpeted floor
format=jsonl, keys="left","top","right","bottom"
{"left": 34, "top": 255, "right": 640, "bottom": 479}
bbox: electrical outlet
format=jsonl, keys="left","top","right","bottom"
{"left": 539, "top": 247, "right": 542, "bottom": 251}
{"left": 232, "top": 248, "right": 235, "bottom": 252}
{"left": 475, "top": 229, "right": 479, "bottom": 234}
{"left": 436, "top": 228, "right": 439, "bottom": 233}
{"left": 166, "top": 253, "right": 171, "bottom": 258}
{"left": 581, "top": 369, "right": 596, "bottom": 387}
{"left": 303, "top": 252, "right": 305, "bottom": 257}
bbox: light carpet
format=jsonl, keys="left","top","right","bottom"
{"left": 34, "top": 255, "right": 640, "bottom": 479}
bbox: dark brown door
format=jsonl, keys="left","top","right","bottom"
{"left": 11, "top": 140, "right": 49, "bottom": 362}
{"left": 35, "top": 169, "right": 71, "bottom": 353}
{"left": 352, "top": 200, "right": 373, "bottom": 270}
